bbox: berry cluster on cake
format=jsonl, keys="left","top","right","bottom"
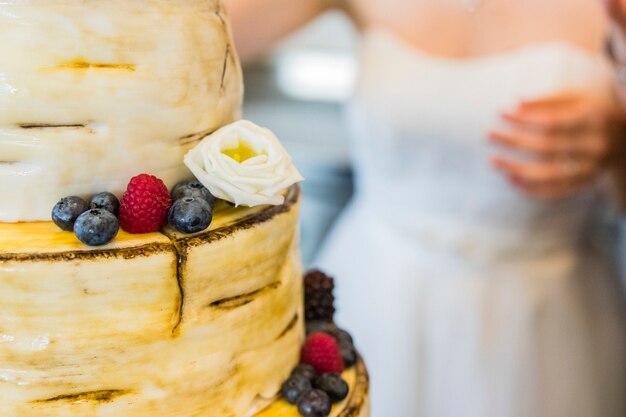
{"left": 0, "top": 1, "right": 368, "bottom": 417}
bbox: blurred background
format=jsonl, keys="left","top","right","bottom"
{"left": 241, "top": 11, "right": 357, "bottom": 265}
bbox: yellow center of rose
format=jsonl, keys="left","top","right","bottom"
{"left": 222, "top": 141, "right": 264, "bottom": 163}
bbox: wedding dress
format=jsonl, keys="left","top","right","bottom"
{"left": 316, "top": 28, "right": 626, "bottom": 417}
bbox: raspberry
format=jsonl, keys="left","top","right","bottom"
{"left": 301, "top": 333, "right": 344, "bottom": 375}
{"left": 119, "top": 174, "right": 172, "bottom": 234}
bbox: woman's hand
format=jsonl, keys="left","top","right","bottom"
{"left": 488, "top": 93, "right": 620, "bottom": 200}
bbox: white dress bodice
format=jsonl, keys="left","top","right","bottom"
{"left": 348, "top": 29, "right": 614, "bottom": 260}
{"left": 317, "top": 29, "right": 626, "bottom": 417}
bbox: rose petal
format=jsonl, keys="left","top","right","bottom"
{"left": 183, "top": 120, "right": 303, "bottom": 206}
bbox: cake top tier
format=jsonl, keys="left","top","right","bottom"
{"left": 0, "top": 0, "right": 243, "bottom": 222}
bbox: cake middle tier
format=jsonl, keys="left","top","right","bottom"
{"left": 0, "top": 188, "right": 302, "bottom": 417}
{"left": 0, "top": 0, "right": 243, "bottom": 222}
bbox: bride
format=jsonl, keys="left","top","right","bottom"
{"left": 226, "top": 1, "right": 626, "bottom": 416}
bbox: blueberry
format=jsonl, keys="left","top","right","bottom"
{"left": 167, "top": 197, "right": 213, "bottom": 234}
{"left": 90, "top": 192, "right": 120, "bottom": 216}
{"left": 52, "top": 196, "right": 89, "bottom": 231}
{"left": 73, "top": 209, "right": 119, "bottom": 246}
{"left": 339, "top": 343, "right": 358, "bottom": 368}
{"left": 171, "top": 180, "right": 216, "bottom": 209}
{"left": 314, "top": 373, "right": 349, "bottom": 403}
{"left": 281, "top": 374, "right": 312, "bottom": 405}
{"left": 297, "top": 389, "right": 332, "bottom": 417}
{"left": 291, "top": 364, "right": 317, "bottom": 381}
{"left": 328, "top": 328, "right": 354, "bottom": 346}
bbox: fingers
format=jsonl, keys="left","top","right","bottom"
{"left": 489, "top": 130, "right": 609, "bottom": 160}
{"left": 502, "top": 95, "right": 599, "bottom": 132}
{"left": 489, "top": 92, "right": 613, "bottom": 200}
{"left": 492, "top": 157, "right": 595, "bottom": 184}
{"left": 507, "top": 174, "right": 591, "bottom": 200}
{"left": 492, "top": 157, "right": 595, "bottom": 200}
{"left": 517, "top": 92, "right": 580, "bottom": 108}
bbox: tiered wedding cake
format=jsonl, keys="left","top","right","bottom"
{"left": 0, "top": 1, "right": 368, "bottom": 417}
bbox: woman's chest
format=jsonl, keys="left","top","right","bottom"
{"left": 347, "top": 0, "right": 606, "bottom": 58}
{"left": 350, "top": 31, "right": 613, "bottom": 154}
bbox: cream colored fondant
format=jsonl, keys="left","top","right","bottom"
{"left": 0, "top": 0, "right": 243, "bottom": 221}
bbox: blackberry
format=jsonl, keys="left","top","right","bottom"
{"left": 281, "top": 374, "right": 312, "bottom": 405}
{"left": 304, "top": 270, "right": 335, "bottom": 322}
{"left": 314, "top": 373, "right": 349, "bottom": 403}
{"left": 297, "top": 389, "right": 332, "bottom": 417}
{"left": 90, "top": 192, "right": 120, "bottom": 216}
{"left": 51, "top": 196, "right": 89, "bottom": 231}
{"left": 73, "top": 209, "right": 119, "bottom": 246}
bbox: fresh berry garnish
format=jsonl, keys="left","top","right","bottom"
{"left": 119, "top": 174, "right": 172, "bottom": 234}
{"left": 339, "top": 343, "right": 358, "bottom": 368}
{"left": 297, "top": 389, "right": 332, "bottom": 417}
{"left": 304, "top": 270, "right": 335, "bottom": 322}
{"left": 90, "top": 192, "right": 120, "bottom": 216}
{"left": 73, "top": 209, "right": 119, "bottom": 246}
{"left": 327, "top": 328, "right": 358, "bottom": 368}
{"left": 171, "top": 180, "right": 216, "bottom": 208}
{"left": 281, "top": 374, "right": 313, "bottom": 405}
{"left": 305, "top": 323, "right": 358, "bottom": 368}
{"left": 301, "top": 333, "right": 344, "bottom": 374}
{"left": 328, "top": 328, "right": 354, "bottom": 346}
{"left": 51, "top": 196, "right": 89, "bottom": 231}
{"left": 291, "top": 364, "right": 318, "bottom": 381}
{"left": 167, "top": 197, "right": 213, "bottom": 234}
{"left": 314, "top": 373, "right": 349, "bottom": 403}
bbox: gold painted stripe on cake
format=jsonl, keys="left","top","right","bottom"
{"left": 0, "top": 187, "right": 299, "bottom": 259}
{"left": 178, "top": 128, "right": 218, "bottom": 147}
{"left": 220, "top": 45, "right": 231, "bottom": 91}
{"left": 18, "top": 123, "right": 89, "bottom": 129}
{"left": 0, "top": 242, "right": 176, "bottom": 262}
{"left": 276, "top": 313, "right": 299, "bottom": 340}
{"left": 47, "top": 61, "right": 136, "bottom": 72}
{"left": 209, "top": 282, "right": 281, "bottom": 310}
{"left": 31, "top": 389, "right": 132, "bottom": 404}
{"left": 0, "top": 222, "right": 172, "bottom": 256}
{"left": 214, "top": 2, "right": 232, "bottom": 92}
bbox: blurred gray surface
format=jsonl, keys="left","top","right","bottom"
{"left": 243, "top": 63, "right": 353, "bottom": 265}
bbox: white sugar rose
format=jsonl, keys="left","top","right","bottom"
{"left": 184, "top": 120, "right": 304, "bottom": 207}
